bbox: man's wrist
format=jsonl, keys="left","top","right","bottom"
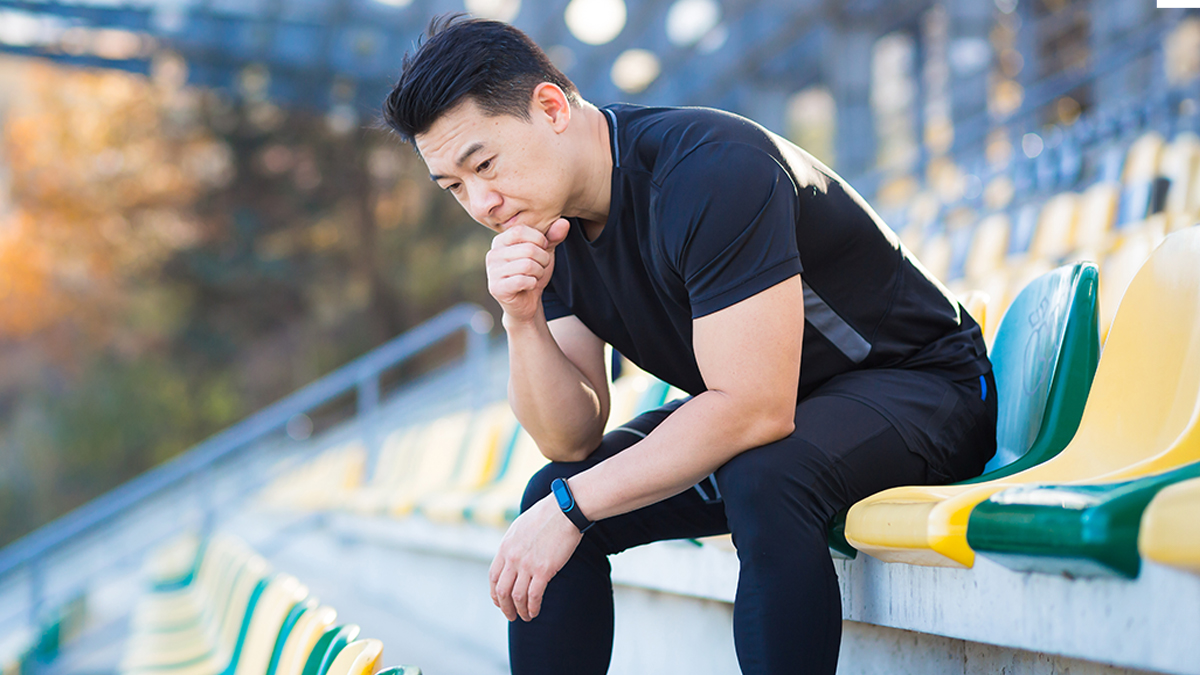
{"left": 550, "top": 477, "right": 594, "bottom": 533}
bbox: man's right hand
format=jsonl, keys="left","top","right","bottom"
{"left": 486, "top": 218, "right": 570, "bottom": 325}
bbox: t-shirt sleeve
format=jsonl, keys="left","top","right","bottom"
{"left": 657, "top": 143, "right": 803, "bottom": 319}
{"left": 541, "top": 280, "right": 572, "bottom": 322}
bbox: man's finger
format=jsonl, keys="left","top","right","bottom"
{"left": 512, "top": 570, "right": 532, "bottom": 622}
{"left": 526, "top": 573, "right": 548, "bottom": 620}
{"left": 492, "top": 224, "right": 549, "bottom": 250}
{"left": 494, "top": 565, "right": 520, "bottom": 622}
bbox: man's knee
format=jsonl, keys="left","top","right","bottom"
{"left": 715, "top": 438, "right": 833, "bottom": 533}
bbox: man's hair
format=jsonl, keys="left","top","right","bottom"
{"left": 381, "top": 14, "right": 582, "bottom": 144}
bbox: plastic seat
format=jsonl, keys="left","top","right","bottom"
{"left": 323, "top": 640, "right": 381, "bottom": 675}
{"left": 264, "top": 600, "right": 317, "bottom": 675}
{"left": 416, "top": 411, "right": 521, "bottom": 524}
{"left": 233, "top": 576, "right": 309, "bottom": 675}
{"left": 829, "top": 262, "right": 1100, "bottom": 560}
{"left": 1029, "top": 193, "right": 1080, "bottom": 262}
{"left": 1139, "top": 476, "right": 1200, "bottom": 575}
{"left": 300, "top": 626, "right": 360, "bottom": 675}
{"left": 123, "top": 555, "right": 271, "bottom": 670}
{"left": 963, "top": 215, "right": 1010, "bottom": 284}
{"left": 390, "top": 402, "right": 510, "bottom": 517}
{"left": 375, "top": 667, "right": 422, "bottom": 675}
{"left": 844, "top": 228, "right": 1200, "bottom": 568}
{"left": 1160, "top": 133, "right": 1200, "bottom": 216}
{"left": 272, "top": 607, "right": 337, "bottom": 675}
{"left": 381, "top": 411, "right": 472, "bottom": 516}
{"left": 967, "top": 460, "right": 1200, "bottom": 578}
{"left": 342, "top": 423, "right": 433, "bottom": 514}
{"left": 1116, "top": 132, "right": 1167, "bottom": 228}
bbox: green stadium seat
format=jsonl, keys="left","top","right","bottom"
{"left": 827, "top": 261, "right": 1100, "bottom": 560}
{"left": 966, "top": 461, "right": 1200, "bottom": 578}
{"left": 843, "top": 227, "right": 1200, "bottom": 568}
{"left": 272, "top": 606, "right": 337, "bottom": 675}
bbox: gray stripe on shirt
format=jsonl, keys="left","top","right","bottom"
{"left": 802, "top": 278, "right": 871, "bottom": 363}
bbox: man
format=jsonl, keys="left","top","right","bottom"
{"left": 382, "top": 15, "right": 995, "bottom": 675}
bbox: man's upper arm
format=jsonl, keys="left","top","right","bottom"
{"left": 547, "top": 315, "right": 611, "bottom": 424}
{"left": 692, "top": 276, "right": 804, "bottom": 434}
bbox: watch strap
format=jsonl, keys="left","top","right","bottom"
{"left": 551, "top": 478, "right": 593, "bottom": 533}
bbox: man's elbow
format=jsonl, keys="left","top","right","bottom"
{"left": 740, "top": 403, "right": 796, "bottom": 448}
{"left": 536, "top": 431, "right": 603, "bottom": 463}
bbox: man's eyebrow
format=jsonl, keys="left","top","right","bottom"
{"left": 429, "top": 142, "right": 486, "bottom": 182}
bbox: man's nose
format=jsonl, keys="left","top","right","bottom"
{"left": 468, "top": 185, "right": 502, "bottom": 223}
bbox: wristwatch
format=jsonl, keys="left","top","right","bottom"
{"left": 550, "top": 478, "right": 594, "bottom": 533}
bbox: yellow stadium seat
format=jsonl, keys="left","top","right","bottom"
{"left": 1138, "top": 477, "right": 1200, "bottom": 575}
{"left": 1029, "top": 192, "right": 1080, "bottom": 261}
{"left": 389, "top": 402, "right": 510, "bottom": 517}
{"left": 465, "top": 427, "right": 549, "bottom": 528}
{"left": 416, "top": 408, "right": 520, "bottom": 524}
{"left": 273, "top": 607, "right": 338, "bottom": 675}
{"left": 381, "top": 411, "right": 471, "bottom": 516}
{"left": 1161, "top": 133, "right": 1200, "bottom": 216}
{"left": 233, "top": 575, "right": 309, "bottom": 675}
{"left": 963, "top": 214, "right": 1010, "bottom": 282}
{"left": 342, "top": 424, "right": 433, "bottom": 514}
{"left": 1072, "top": 181, "right": 1120, "bottom": 258}
{"left": 324, "top": 640, "right": 382, "bottom": 675}
{"left": 845, "top": 227, "right": 1200, "bottom": 568}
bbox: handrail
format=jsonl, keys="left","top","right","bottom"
{"left": 0, "top": 302, "right": 494, "bottom": 580}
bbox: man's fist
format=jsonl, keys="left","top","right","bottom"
{"left": 486, "top": 218, "right": 570, "bottom": 324}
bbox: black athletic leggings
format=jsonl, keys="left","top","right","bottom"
{"left": 510, "top": 369, "right": 997, "bottom": 675}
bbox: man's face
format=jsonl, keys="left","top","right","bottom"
{"left": 417, "top": 96, "right": 570, "bottom": 235}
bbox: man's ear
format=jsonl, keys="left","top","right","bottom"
{"left": 531, "top": 83, "right": 571, "bottom": 133}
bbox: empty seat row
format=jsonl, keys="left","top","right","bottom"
{"left": 843, "top": 226, "right": 1200, "bottom": 579}
{"left": 261, "top": 228, "right": 1200, "bottom": 583}
{"left": 261, "top": 367, "right": 679, "bottom": 529}
{"left": 123, "top": 534, "right": 419, "bottom": 675}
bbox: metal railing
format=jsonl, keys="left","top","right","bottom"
{"left": 0, "top": 302, "right": 494, "bottom": 630}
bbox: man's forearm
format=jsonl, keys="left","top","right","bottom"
{"left": 505, "top": 312, "right": 607, "bottom": 461}
{"left": 566, "top": 388, "right": 794, "bottom": 520}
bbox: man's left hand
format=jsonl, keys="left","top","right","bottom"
{"left": 488, "top": 494, "right": 584, "bottom": 622}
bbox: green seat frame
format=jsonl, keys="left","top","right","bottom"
{"left": 967, "top": 460, "right": 1200, "bottom": 578}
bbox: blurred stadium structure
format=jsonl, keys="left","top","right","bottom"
{"left": 2, "top": 0, "right": 1200, "bottom": 673}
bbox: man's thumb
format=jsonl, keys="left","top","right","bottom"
{"left": 546, "top": 218, "right": 570, "bottom": 247}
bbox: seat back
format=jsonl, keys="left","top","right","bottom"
{"left": 274, "top": 606, "right": 337, "bottom": 675}
{"left": 1013, "top": 227, "right": 1200, "bottom": 482}
{"left": 323, "top": 640, "right": 382, "bottom": 675}
{"left": 301, "top": 625, "right": 361, "bottom": 675}
{"left": 265, "top": 599, "right": 318, "bottom": 675}
{"left": 235, "top": 575, "right": 309, "bottom": 675}
{"left": 976, "top": 262, "right": 1100, "bottom": 477}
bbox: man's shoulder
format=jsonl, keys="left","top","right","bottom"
{"left": 607, "top": 104, "right": 781, "bottom": 180}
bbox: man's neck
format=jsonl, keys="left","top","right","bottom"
{"left": 566, "top": 103, "right": 613, "bottom": 241}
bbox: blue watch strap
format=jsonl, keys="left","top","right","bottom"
{"left": 551, "top": 478, "right": 593, "bottom": 532}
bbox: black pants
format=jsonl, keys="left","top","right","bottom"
{"left": 510, "top": 369, "right": 997, "bottom": 675}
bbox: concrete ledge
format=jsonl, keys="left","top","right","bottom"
{"left": 251, "top": 511, "right": 1194, "bottom": 675}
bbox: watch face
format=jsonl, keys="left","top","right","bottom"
{"left": 551, "top": 478, "right": 574, "bottom": 511}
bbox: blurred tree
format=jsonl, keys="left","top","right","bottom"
{"left": 0, "top": 55, "right": 495, "bottom": 547}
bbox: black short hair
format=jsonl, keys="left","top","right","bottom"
{"left": 381, "top": 14, "right": 581, "bottom": 145}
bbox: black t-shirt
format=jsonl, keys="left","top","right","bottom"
{"left": 542, "top": 103, "right": 989, "bottom": 408}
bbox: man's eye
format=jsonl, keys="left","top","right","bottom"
{"left": 477, "top": 159, "right": 492, "bottom": 172}
{"left": 445, "top": 183, "right": 462, "bottom": 193}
